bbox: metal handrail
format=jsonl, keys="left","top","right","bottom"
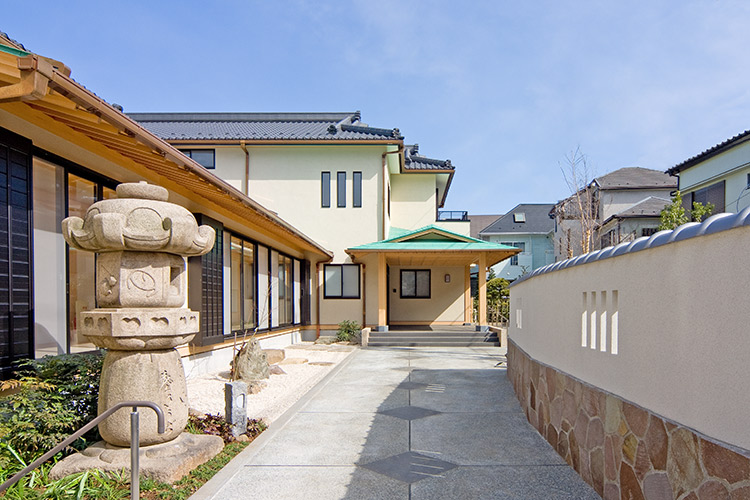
{"left": 0, "top": 401, "right": 165, "bottom": 499}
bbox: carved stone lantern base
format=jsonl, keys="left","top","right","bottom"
{"left": 49, "top": 433, "right": 224, "bottom": 483}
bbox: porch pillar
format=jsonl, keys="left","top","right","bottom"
{"left": 377, "top": 252, "right": 387, "bottom": 330}
{"left": 478, "top": 253, "right": 487, "bottom": 326}
{"left": 464, "top": 264, "right": 472, "bottom": 323}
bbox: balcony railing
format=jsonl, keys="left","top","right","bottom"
{"left": 437, "top": 210, "right": 469, "bottom": 221}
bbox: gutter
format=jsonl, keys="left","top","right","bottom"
{"left": 1, "top": 54, "right": 332, "bottom": 260}
{"left": 240, "top": 140, "right": 249, "bottom": 196}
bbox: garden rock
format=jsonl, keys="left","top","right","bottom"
{"left": 232, "top": 340, "right": 270, "bottom": 382}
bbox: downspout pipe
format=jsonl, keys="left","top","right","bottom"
{"left": 316, "top": 262, "right": 321, "bottom": 339}
{"left": 381, "top": 145, "right": 403, "bottom": 240}
{"left": 240, "top": 141, "right": 249, "bottom": 196}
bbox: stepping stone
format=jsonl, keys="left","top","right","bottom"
{"left": 309, "top": 361, "right": 334, "bottom": 366}
{"left": 361, "top": 451, "right": 457, "bottom": 483}
{"left": 278, "top": 358, "right": 308, "bottom": 365}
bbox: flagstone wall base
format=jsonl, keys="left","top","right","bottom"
{"left": 507, "top": 340, "right": 750, "bottom": 500}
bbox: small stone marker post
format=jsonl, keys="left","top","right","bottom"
{"left": 225, "top": 381, "right": 248, "bottom": 437}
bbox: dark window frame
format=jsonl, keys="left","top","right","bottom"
{"left": 321, "top": 172, "right": 331, "bottom": 208}
{"left": 353, "top": 171, "right": 362, "bottom": 208}
{"left": 337, "top": 171, "right": 346, "bottom": 208}
{"left": 323, "top": 264, "right": 361, "bottom": 299}
{"left": 508, "top": 242, "right": 526, "bottom": 266}
{"left": 400, "top": 269, "right": 431, "bottom": 299}
{"left": 178, "top": 149, "right": 215, "bottom": 169}
{"left": 230, "top": 235, "right": 258, "bottom": 334}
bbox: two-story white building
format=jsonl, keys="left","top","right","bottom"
{"left": 130, "top": 114, "right": 517, "bottom": 338}
{"left": 667, "top": 129, "right": 750, "bottom": 214}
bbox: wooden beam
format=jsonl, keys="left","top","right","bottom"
{"left": 464, "top": 264, "right": 472, "bottom": 323}
{"left": 478, "top": 253, "right": 487, "bottom": 326}
{"left": 378, "top": 253, "right": 387, "bottom": 328}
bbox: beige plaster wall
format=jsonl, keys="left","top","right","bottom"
{"left": 509, "top": 225, "right": 750, "bottom": 450}
{"left": 388, "top": 265, "right": 465, "bottom": 324}
{"left": 390, "top": 173, "right": 438, "bottom": 230}
{"left": 245, "top": 145, "right": 385, "bottom": 261}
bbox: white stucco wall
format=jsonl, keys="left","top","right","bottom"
{"left": 390, "top": 173, "right": 438, "bottom": 230}
{"left": 509, "top": 224, "right": 750, "bottom": 450}
{"left": 244, "top": 145, "right": 384, "bottom": 261}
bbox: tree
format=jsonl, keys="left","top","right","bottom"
{"left": 558, "top": 147, "right": 597, "bottom": 257}
{"left": 658, "top": 191, "right": 714, "bottom": 231}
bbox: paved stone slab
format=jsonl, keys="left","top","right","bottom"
{"left": 300, "top": 382, "right": 409, "bottom": 413}
{"left": 212, "top": 466, "right": 408, "bottom": 500}
{"left": 378, "top": 405, "right": 441, "bottom": 421}
{"left": 361, "top": 451, "right": 458, "bottom": 483}
{"left": 411, "top": 412, "right": 567, "bottom": 466}
{"left": 190, "top": 346, "right": 597, "bottom": 499}
{"left": 411, "top": 465, "right": 600, "bottom": 499}
{"left": 251, "top": 412, "right": 409, "bottom": 465}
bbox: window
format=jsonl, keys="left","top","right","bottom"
{"left": 324, "top": 264, "right": 360, "bottom": 299}
{"left": 353, "top": 171, "right": 362, "bottom": 208}
{"left": 277, "top": 254, "right": 293, "bottom": 325}
{"left": 230, "top": 236, "right": 256, "bottom": 332}
{"left": 401, "top": 270, "right": 430, "bottom": 298}
{"left": 641, "top": 227, "right": 658, "bottom": 237}
{"left": 337, "top": 171, "right": 346, "bottom": 207}
{"left": 321, "top": 172, "right": 331, "bottom": 208}
{"left": 32, "top": 151, "right": 118, "bottom": 356}
{"left": 179, "top": 149, "right": 215, "bottom": 169}
{"left": 513, "top": 212, "right": 526, "bottom": 223}
{"left": 601, "top": 230, "right": 615, "bottom": 248}
{"left": 508, "top": 242, "right": 526, "bottom": 266}
{"left": 691, "top": 180, "right": 725, "bottom": 215}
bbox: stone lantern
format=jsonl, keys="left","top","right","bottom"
{"left": 51, "top": 182, "right": 223, "bottom": 482}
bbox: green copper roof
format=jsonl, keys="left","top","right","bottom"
{"left": 351, "top": 225, "right": 518, "bottom": 251}
{"left": 0, "top": 43, "right": 30, "bottom": 57}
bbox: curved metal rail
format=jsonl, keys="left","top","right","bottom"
{"left": 0, "top": 401, "right": 165, "bottom": 499}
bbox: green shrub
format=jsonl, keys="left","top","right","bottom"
{"left": 336, "top": 320, "right": 360, "bottom": 342}
{"left": 0, "top": 353, "right": 103, "bottom": 462}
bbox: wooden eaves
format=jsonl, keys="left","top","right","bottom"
{"left": 0, "top": 50, "right": 332, "bottom": 260}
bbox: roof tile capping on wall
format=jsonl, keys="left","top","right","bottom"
{"left": 510, "top": 206, "right": 750, "bottom": 287}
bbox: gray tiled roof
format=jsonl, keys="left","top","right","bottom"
{"left": 128, "top": 112, "right": 403, "bottom": 141}
{"left": 612, "top": 196, "right": 671, "bottom": 219}
{"left": 480, "top": 204, "right": 555, "bottom": 235}
{"left": 668, "top": 129, "right": 750, "bottom": 174}
{"left": 594, "top": 167, "right": 676, "bottom": 190}
{"left": 511, "top": 206, "right": 750, "bottom": 288}
{"left": 469, "top": 215, "right": 502, "bottom": 239}
{"left": 403, "top": 144, "right": 453, "bottom": 171}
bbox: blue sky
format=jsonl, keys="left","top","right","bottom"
{"left": 4, "top": 1, "right": 750, "bottom": 215}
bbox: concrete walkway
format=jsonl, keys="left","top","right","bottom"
{"left": 190, "top": 346, "right": 599, "bottom": 499}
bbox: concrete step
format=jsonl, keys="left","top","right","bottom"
{"left": 368, "top": 340, "right": 501, "bottom": 347}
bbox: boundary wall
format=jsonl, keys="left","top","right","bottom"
{"left": 508, "top": 209, "right": 750, "bottom": 499}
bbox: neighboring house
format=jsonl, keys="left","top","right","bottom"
{"left": 598, "top": 196, "right": 670, "bottom": 247}
{"left": 130, "top": 115, "right": 518, "bottom": 334}
{"left": 478, "top": 204, "right": 555, "bottom": 280}
{"left": 551, "top": 167, "right": 676, "bottom": 260}
{"left": 0, "top": 35, "right": 517, "bottom": 378}
{"left": 667, "top": 129, "right": 750, "bottom": 214}
{"left": 468, "top": 214, "right": 502, "bottom": 239}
